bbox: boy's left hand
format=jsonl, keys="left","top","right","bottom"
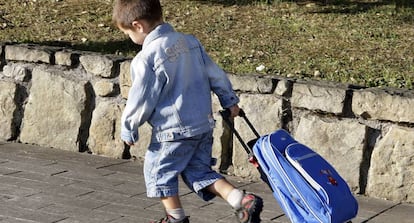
{"left": 124, "top": 141, "right": 134, "bottom": 146}
{"left": 229, "top": 104, "right": 240, "bottom": 118}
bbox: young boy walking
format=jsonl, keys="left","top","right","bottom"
{"left": 112, "top": 1, "right": 263, "bottom": 222}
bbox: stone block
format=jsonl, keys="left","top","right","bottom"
{"left": 232, "top": 93, "right": 283, "bottom": 179}
{"left": 274, "top": 78, "right": 292, "bottom": 97}
{"left": 93, "top": 80, "right": 117, "bottom": 97}
{"left": 55, "top": 50, "right": 77, "bottom": 66}
{"left": 228, "top": 74, "right": 275, "bottom": 93}
{"left": 20, "top": 67, "right": 89, "bottom": 152}
{"left": 366, "top": 125, "right": 414, "bottom": 202}
{"left": 5, "top": 45, "right": 52, "bottom": 64}
{"left": 291, "top": 82, "right": 347, "bottom": 114}
{"left": 294, "top": 115, "right": 366, "bottom": 191}
{"left": 0, "top": 81, "right": 18, "bottom": 140}
{"left": 79, "top": 54, "right": 116, "bottom": 78}
{"left": 2, "top": 63, "right": 32, "bottom": 82}
{"left": 256, "top": 76, "right": 275, "bottom": 93}
{"left": 87, "top": 100, "right": 124, "bottom": 158}
{"left": 119, "top": 60, "right": 132, "bottom": 99}
{"left": 352, "top": 89, "right": 414, "bottom": 123}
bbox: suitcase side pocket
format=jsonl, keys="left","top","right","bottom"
{"left": 286, "top": 143, "right": 330, "bottom": 203}
{"left": 286, "top": 143, "right": 359, "bottom": 222}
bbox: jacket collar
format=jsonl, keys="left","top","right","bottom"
{"left": 142, "top": 23, "right": 175, "bottom": 48}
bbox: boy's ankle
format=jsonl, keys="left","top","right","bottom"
{"left": 166, "top": 208, "right": 186, "bottom": 222}
{"left": 227, "top": 188, "right": 244, "bottom": 209}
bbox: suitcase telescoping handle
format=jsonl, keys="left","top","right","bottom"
{"left": 219, "top": 108, "right": 261, "bottom": 167}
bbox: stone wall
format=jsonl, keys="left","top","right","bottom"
{"left": 1, "top": 43, "right": 413, "bottom": 203}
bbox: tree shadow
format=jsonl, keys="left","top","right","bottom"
{"left": 71, "top": 40, "right": 142, "bottom": 56}
{"left": 195, "top": 0, "right": 413, "bottom": 23}
{"left": 194, "top": 0, "right": 393, "bottom": 14}
{"left": 302, "top": 0, "right": 393, "bottom": 14}
{"left": 37, "top": 39, "right": 141, "bottom": 56}
{"left": 302, "top": 0, "right": 414, "bottom": 24}
{"left": 193, "top": 0, "right": 272, "bottom": 6}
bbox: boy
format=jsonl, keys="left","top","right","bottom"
{"left": 112, "top": 1, "right": 263, "bottom": 222}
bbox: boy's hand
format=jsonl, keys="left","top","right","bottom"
{"left": 124, "top": 141, "right": 134, "bottom": 146}
{"left": 229, "top": 104, "right": 240, "bottom": 118}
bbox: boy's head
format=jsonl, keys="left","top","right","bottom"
{"left": 112, "top": 0, "right": 163, "bottom": 30}
{"left": 113, "top": 0, "right": 163, "bottom": 45}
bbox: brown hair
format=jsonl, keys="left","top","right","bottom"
{"left": 112, "top": 0, "right": 163, "bottom": 29}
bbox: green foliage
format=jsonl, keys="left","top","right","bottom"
{"left": 0, "top": 0, "right": 413, "bottom": 89}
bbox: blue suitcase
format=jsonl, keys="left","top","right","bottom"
{"left": 220, "top": 109, "right": 358, "bottom": 223}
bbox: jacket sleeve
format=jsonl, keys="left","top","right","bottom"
{"left": 120, "top": 57, "right": 165, "bottom": 143}
{"left": 198, "top": 41, "right": 239, "bottom": 108}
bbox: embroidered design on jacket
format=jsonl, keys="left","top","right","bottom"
{"left": 165, "top": 37, "right": 189, "bottom": 62}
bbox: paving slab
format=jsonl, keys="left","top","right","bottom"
{"left": 1, "top": 142, "right": 414, "bottom": 223}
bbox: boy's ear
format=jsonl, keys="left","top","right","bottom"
{"left": 131, "top": 21, "right": 144, "bottom": 32}
{"left": 132, "top": 19, "right": 153, "bottom": 34}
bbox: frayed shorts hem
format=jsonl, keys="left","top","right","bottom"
{"left": 147, "top": 187, "right": 179, "bottom": 198}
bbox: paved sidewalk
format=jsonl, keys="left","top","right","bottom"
{"left": 0, "top": 142, "right": 413, "bottom": 223}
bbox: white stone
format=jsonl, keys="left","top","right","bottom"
{"left": 291, "top": 82, "right": 347, "bottom": 114}
{"left": 20, "top": 67, "right": 88, "bottom": 152}
{"left": 79, "top": 54, "right": 115, "bottom": 78}
{"left": 94, "top": 80, "right": 116, "bottom": 97}
{"left": 352, "top": 89, "right": 414, "bottom": 123}
{"left": 366, "top": 125, "right": 414, "bottom": 202}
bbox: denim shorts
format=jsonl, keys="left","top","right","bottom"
{"left": 143, "top": 130, "right": 223, "bottom": 201}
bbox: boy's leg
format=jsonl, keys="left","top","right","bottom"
{"left": 178, "top": 130, "right": 263, "bottom": 222}
{"left": 205, "top": 178, "right": 234, "bottom": 200}
{"left": 206, "top": 178, "right": 244, "bottom": 209}
{"left": 161, "top": 194, "right": 183, "bottom": 209}
{"left": 144, "top": 140, "right": 195, "bottom": 223}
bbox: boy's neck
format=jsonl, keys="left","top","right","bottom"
{"left": 147, "top": 19, "right": 164, "bottom": 33}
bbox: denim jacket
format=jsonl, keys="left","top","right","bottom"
{"left": 121, "top": 23, "right": 239, "bottom": 143}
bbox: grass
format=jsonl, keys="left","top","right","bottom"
{"left": 0, "top": 0, "right": 413, "bottom": 89}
